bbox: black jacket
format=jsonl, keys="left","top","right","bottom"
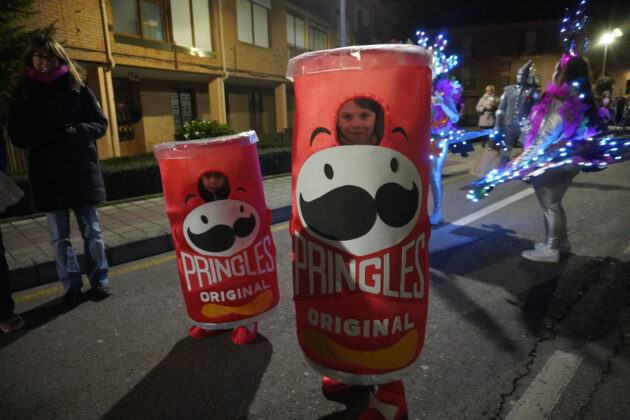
{"left": 8, "top": 73, "right": 108, "bottom": 212}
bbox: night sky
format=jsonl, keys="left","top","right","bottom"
{"left": 393, "top": 0, "right": 630, "bottom": 38}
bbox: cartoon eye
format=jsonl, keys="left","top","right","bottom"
{"left": 390, "top": 158, "right": 399, "bottom": 173}
{"left": 324, "top": 163, "right": 334, "bottom": 180}
{"left": 240, "top": 205, "right": 244, "bottom": 212}
{"left": 201, "top": 215, "right": 208, "bottom": 224}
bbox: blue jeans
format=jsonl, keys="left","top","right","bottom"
{"left": 46, "top": 206, "right": 109, "bottom": 292}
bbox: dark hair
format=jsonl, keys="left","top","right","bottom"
{"left": 562, "top": 56, "right": 599, "bottom": 128}
{"left": 15, "top": 33, "right": 84, "bottom": 91}
{"left": 337, "top": 98, "right": 385, "bottom": 143}
{"left": 198, "top": 171, "right": 230, "bottom": 202}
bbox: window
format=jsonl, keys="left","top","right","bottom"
{"left": 171, "top": 89, "right": 197, "bottom": 128}
{"left": 237, "top": 0, "right": 270, "bottom": 48}
{"left": 171, "top": 0, "right": 212, "bottom": 51}
{"left": 462, "top": 35, "right": 475, "bottom": 59}
{"left": 356, "top": 2, "right": 370, "bottom": 28}
{"left": 309, "top": 23, "right": 327, "bottom": 51}
{"left": 524, "top": 31, "right": 536, "bottom": 55}
{"left": 113, "top": 78, "right": 136, "bottom": 141}
{"left": 112, "top": 0, "right": 166, "bottom": 41}
{"left": 286, "top": 12, "right": 305, "bottom": 49}
{"left": 460, "top": 66, "right": 475, "bottom": 89}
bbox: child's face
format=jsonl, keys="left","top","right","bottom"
{"left": 337, "top": 100, "right": 377, "bottom": 145}
{"left": 201, "top": 172, "right": 226, "bottom": 193}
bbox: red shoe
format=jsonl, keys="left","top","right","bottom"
{"left": 321, "top": 376, "right": 369, "bottom": 403}
{"left": 231, "top": 322, "right": 258, "bottom": 345}
{"left": 359, "top": 381, "right": 408, "bottom": 420}
{"left": 188, "top": 325, "right": 221, "bottom": 339}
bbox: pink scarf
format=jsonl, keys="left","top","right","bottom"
{"left": 27, "top": 65, "right": 69, "bottom": 83}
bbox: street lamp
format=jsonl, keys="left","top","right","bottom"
{"left": 599, "top": 28, "right": 623, "bottom": 75}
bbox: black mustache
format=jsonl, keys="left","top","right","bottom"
{"left": 187, "top": 214, "right": 256, "bottom": 253}
{"left": 299, "top": 182, "right": 418, "bottom": 241}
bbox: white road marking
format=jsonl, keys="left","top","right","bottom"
{"left": 505, "top": 350, "right": 582, "bottom": 420}
{"left": 449, "top": 188, "right": 534, "bottom": 228}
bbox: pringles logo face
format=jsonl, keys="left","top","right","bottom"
{"left": 183, "top": 200, "right": 260, "bottom": 257}
{"left": 295, "top": 145, "right": 421, "bottom": 256}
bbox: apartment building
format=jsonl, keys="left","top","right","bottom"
{"left": 9, "top": 0, "right": 398, "bottom": 166}
{"left": 448, "top": 20, "right": 630, "bottom": 125}
{"left": 447, "top": 20, "right": 562, "bottom": 125}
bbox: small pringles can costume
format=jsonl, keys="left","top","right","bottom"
{"left": 154, "top": 131, "right": 279, "bottom": 330}
{"left": 286, "top": 45, "right": 433, "bottom": 384}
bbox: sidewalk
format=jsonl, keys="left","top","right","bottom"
{"left": 4, "top": 145, "right": 484, "bottom": 293}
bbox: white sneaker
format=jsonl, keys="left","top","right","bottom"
{"left": 522, "top": 245, "right": 560, "bottom": 263}
{"left": 535, "top": 242, "right": 571, "bottom": 254}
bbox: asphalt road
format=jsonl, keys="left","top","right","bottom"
{"left": 1, "top": 159, "right": 629, "bottom": 419}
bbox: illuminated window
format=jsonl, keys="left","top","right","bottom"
{"left": 112, "top": 0, "right": 166, "bottom": 41}
{"left": 237, "top": 0, "right": 270, "bottom": 48}
{"left": 171, "top": 0, "right": 212, "bottom": 51}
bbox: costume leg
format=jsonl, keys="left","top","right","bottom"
{"left": 500, "top": 126, "right": 520, "bottom": 164}
{"left": 429, "top": 140, "right": 447, "bottom": 224}
{"left": 531, "top": 165, "right": 580, "bottom": 250}
{"left": 74, "top": 205, "right": 109, "bottom": 288}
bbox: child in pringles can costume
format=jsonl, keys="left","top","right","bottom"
{"left": 153, "top": 132, "right": 279, "bottom": 345}
{"left": 286, "top": 45, "right": 432, "bottom": 419}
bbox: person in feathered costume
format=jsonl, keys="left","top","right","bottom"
{"left": 463, "top": 0, "right": 630, "bottom": 262}
{"left": 429, "top": 75, "right": 468, "bottom": 224}
{"left": 414, "top": 31, "right": 490, "bottom": 225}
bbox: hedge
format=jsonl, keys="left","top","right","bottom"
{"left": 2, "top": 146, "right": 292, "bottom": 219}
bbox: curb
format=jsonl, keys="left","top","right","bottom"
{"left": 9, "top": 205, "right": 292, "bottom": 293}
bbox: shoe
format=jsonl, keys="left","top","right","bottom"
{"left": 230, "top": 322, "right": 258, "bottom": 345}
{"left": 522, "top": 244, "right": 560, "bottom": 263}
{"left": 90, "top": 284, "right": 111, "bottom": 301}
{"left": 429, "top": 209, "right": 442, "bottom": 225}
{"left": 359, "top": 381, "right": 408, "bottom": 420}
{"left": 188, "top": 325, "right": 221, "bottom": 339}
{"left": 534, "top": 242, "right": 571, "bottom": 254}
{"left": 0, "top": 312, "right": 25, "bottom": 333}
{"left": 63, "top": 289, "right": 82, "bottom": 306}
{"left": 321, "top": 377, "right": 370, "bottom": 403}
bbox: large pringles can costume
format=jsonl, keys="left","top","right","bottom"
{"left": 286, "top": 45, "right": 433, "bottom": 384}
{"left": 153, "top": 132, "right": 279, "bottom": 329}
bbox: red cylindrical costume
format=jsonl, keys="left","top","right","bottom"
{"left": 154, "top": 132, "right": 279, "bottom": 329}
{"left": 287, "top": 45, "right": 433, "bottom": 384}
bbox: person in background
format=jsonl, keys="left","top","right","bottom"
{"left": 494, "top": 60, "right": 540, "bottom": 163}
{"left": 8, "top": 34, "right": 110, "bottom": 305}
{"left": 476, "top": 85, "right": 499, "bottom": 130}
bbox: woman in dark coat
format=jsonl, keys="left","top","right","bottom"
{"left": 8, "top": 34, "right": 110, "bottom": 304}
